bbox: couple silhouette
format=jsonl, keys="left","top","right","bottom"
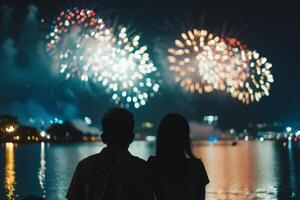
{"left": 67, "top": 108, "right": 209, "bottom": 200}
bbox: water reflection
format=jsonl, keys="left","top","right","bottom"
{"left": 255, "top": 141, "right": 278, "bottom": 199}
{"left": 38, "top": 142, "right": 46, "bottom": 198}
{"left": 1, "top": 141, "right": 300, "bottom": 199}
{"left": 288, "top": 142, "right": 296, "bottom": 197}
{"left": 193, "top": 141, "right": 278, "bottom": 200}
{"left": 4, "top": 142, "right": 16, "bottom": 200}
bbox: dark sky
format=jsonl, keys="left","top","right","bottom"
{"left": 0, "top": 0, "right": 299, "bottom": 129}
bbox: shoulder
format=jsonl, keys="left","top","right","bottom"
{"left": 146, "top": 156, "right": 158, "bottom": 168}
{"left": 188, "top": 158, "right": 209, "bottom": 185}
{"left": 79, "top": 153, "right": 101, "bottom": 164}
{"left": 189, "top": 158, "right": 205, "bottom": 169}
{"left": 125, "top": 154, "right": 147, "bottom": 169}
{"left": 188, "top": 158, "right": 207, "bottom": 174}
{"left": 76, "top": 153, "right": 102, "bottom": 170}
{"left": 147, "top": 155, "right": 156, "bottom": 163}
{"left": 67, "top": 154, "right": 102, "bottom": 199}
{"left": 131, "top": 154, "right": 147, "bottom": 164}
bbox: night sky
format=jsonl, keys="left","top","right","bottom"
{"left": 0, "top": 0, "right": 299, "bottom": 129}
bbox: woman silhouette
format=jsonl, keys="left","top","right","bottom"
{"left": 147, "top": 113, "right": 209, "bottom": 200}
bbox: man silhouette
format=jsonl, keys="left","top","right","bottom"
{"left": 67, "top": 108, "right": 154, "bottom": 200}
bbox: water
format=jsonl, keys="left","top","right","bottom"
{"left": 1, "top": 141, "right": 300, "bottom": 200}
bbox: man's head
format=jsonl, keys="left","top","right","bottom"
{"left": 101, "top": 108, "right": 135, "bottom": 147}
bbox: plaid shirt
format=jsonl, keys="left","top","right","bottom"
{"left": 67, "top": 147, "right": 154, "bottom": 200}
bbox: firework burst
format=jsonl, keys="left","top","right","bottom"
{"left": 46, "top": 8, "right": 159, "bottom": 108}
{"left": 168, "top": 29, "right": 240, "bottom": 93}
{"left": 46, "top": 7, "right": 114, "bottom": 81}
{"left": 91, "top": 26, "right": 160, "bottom": 108}
{"left": 167, "top": 29, "right": 273, "bottom": 104}
{"left": 223, "top": 38, "right": 249, "bottom": 94}
{"left": 228, "top": 50, "right": 274, "bottom": 104}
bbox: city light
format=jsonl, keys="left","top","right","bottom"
{"left": 5, "top": 126, "right": 15, "bottom": 133}
{"left": 142, "top": 122, "right": 154, "bottom": 129}
{"left": 203, "top": 116, "right": 218, "bottom": 124}
{"left": 208, "top": 136, "right": 218, "bottom": 142}
{"left": 145, "top": 135, "right": 156, "bottom": 142}
{"left": 84, "top": 117, "right": 92, "bottom": 125}
{"left": 40, "top": 131, "right": 46, "bottom": 137}
{"left": 286, "top": 127, "right": 292, "bottom": 132}
{"left": 50, "top": 118, "right": 64, "bottom": 124}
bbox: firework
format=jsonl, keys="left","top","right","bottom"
{"left": 228, "top": 50, "right": 274, "bottom": 104}
{"left": 46, "top": 8, "right": 159, "bottom": 108}
{"left": 46, "top": 8, "right": 114, "bottom": 81}
{"left": 167, "top": 29, "right": 239, "bottom": 94}
{"left": 223, "top": 37, "right": 249, "bottom": 94}
{"left": 167, "top": 29, "right": 273, "bottom": 104}
{"left": 90, "top": 27, "right": 160, "bottom": 108}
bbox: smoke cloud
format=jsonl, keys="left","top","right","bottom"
{"left": 0, "top": 5, "right": 82, "bottom": 126}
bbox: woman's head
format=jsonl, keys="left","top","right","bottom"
{"left": 156, "top": 113, "right": 194, "bottom": 159}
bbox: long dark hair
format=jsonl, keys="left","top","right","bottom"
{"left": 156, "top": 113, "right": 195, "bottom": 159}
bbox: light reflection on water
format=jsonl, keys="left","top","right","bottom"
{"left": 4, "top": 142, "right": 16, "bottom": 200}
{"left": 1, "top": 141, "right": 299, "bottom": 199}
{"left": 194, "top": 141, "right": 279, "bottom": 199}
{"left": 38, "top": 142, "right": 46, "bottom": 198}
